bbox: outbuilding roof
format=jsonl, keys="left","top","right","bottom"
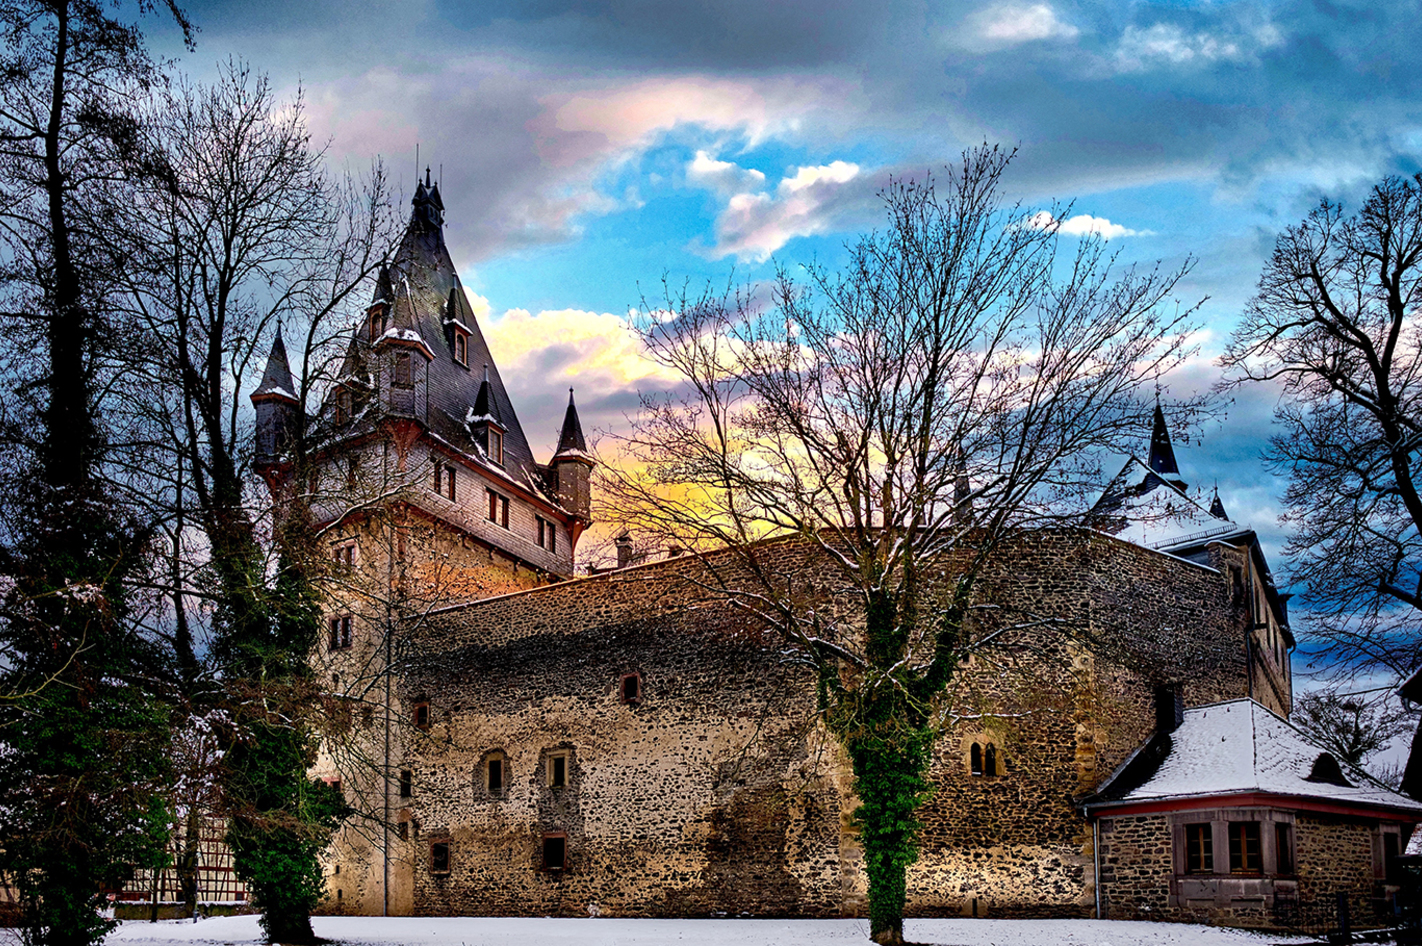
{"left": 1087, "top": 698, "right": 1422, "bottom": 818}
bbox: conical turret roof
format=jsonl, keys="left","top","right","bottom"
{"left": 253, "top": 331, "right": 298, "bottom": 403}
{"left": 1148, "top": 404, "right": 1185, "bottom": 490}
{"left": 554, "top": 388, "right": 589, "bottom": 458}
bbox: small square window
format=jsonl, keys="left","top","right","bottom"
{"left": 430, "top": 840, "right": 450, "bottom": 875}
{"left": 542, "top": 833, "right": 566, "bottom": 871}
{"left": 620, "top": 673, "right": 641, "bottom": 705}
{"left": 413, "top": 702, "right": 430, "bottom": 731}
{"left": 399, "top": 769, "right": 412, "bottom": 798}
{"left": 547, "top": 752, "right": 568, "bottom": 789}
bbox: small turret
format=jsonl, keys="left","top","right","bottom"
{"left": 1208, "top": 487, "right": 1228, "bottom": 521}
{"left": 1148, "top": 404, "right": 1187, "bottom": 492}
{"left": 468, "top": 366, "right": 507, "bottom": 465}
{"left": 551, "top": 388, "right": 594, "bottom": 524}
{"left": 251, "top": 330, "right": 300, "bottom": 495}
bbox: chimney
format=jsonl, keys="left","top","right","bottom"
{"left": 615, "top": 534, "right": 633, "bottom": 569}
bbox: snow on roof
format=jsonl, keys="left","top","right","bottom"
{"left": 1093, "top": 456, "right": 1247, "bottom": 553}
{"left": 1092, "top": 699, "right": 1422, "bottom": 816}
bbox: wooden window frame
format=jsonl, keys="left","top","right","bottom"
{"left": 328, "top": 614, "right": 352, "bottom": 651}
{"left": 368, "top": 309, "right": 384, "bottom": 343}
{"left": 1228, "top": 821, "right": 1261, "bottom": 875}
{"left": 393, "top": 352, "right": 414, "bottom": 389}
{"left": 547, "top": 750, "right": 569, "bottom": 789}
{"left": 486, "top": 489, "right": 509, "bottom": 528}
{"left": 453, "top": 331, "right": 468, "bottom": 367}
{"left": 1185, "top": 822, "right": 1214, "bottom": 874}
{"left": 488, "top": 428, "right": 504, "bottom": 465}
{"left": 486, "top": 754, "right": 506, "bottom": 796}
{"left": 1275, "top": 822, "right": 1294, "bottom": 876}
{"left": 619, "top": 672, "right": 642, "bottom": 705}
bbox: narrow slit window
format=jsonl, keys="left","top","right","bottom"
{"left": 487, "top": 756, "right": 504, "bottom": 794}
{"left": 548, "top": 753, "right": 567, "bottom": 789}
{"left": 970, "top": 742, "right": 983, "bottom": 776}
{"left": 413, "top": 702, "right": 430, "bottom": 731}
{"left": 1185, "top": 823, "right": 1213, "bottom": 874}
{"left": 399, "top": 769, "right": 412, "bottom": 798}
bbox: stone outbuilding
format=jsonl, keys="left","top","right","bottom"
{"left": 1087, "top": 698, "right": 1422, "bottom": 929}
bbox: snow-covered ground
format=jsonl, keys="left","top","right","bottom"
{"left": 100, "top": 915, "right": 1316, "bottom": 946}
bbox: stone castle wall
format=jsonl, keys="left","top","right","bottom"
{"left": 365, "top": 529, "right": 1261, "bottom": 919}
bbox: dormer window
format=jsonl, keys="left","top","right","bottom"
{"left": 367, "top": 308, "right": 385, "bottom": 342}
{"left": 334, "top": 389, "right": 351, "bottom": 425}
{"left": 453, "top": 331, "right": 468, "bottom": 367}
{"left": 488, "top": 428, "right": 503, "bottom": 465}
{"left": 393, "top": 352, "right": 413, "bottom": 389}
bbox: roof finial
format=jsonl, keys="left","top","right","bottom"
{"left": 569, "top": 386, "right": 575, "bottom": 405}
{"left": 483, "top": 363, "right": 489, "bottom": 383}
{"left": 425, "top": 165, "right": 432, "bottom": 187}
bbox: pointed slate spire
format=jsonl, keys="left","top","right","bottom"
{"left": 372, "top": 262, "right": 394, "bottom": 305}
{"left": 555, "top": 388, "right": 588, "bottom": 456}
{"left": 1208, "top": 487, "right": 1228, "bottom": 521}
{"left": 1148, "top": 404, "right": 1186, "bottom": 491}
{"left": 254, "top": 330, "right": 297, "bottom": 403}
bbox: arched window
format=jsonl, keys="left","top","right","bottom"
{"left": 984, "top": 743, "right": 998, "bottom": 777}
{"left": 970, "top": 742, "right": 983, "bottom": 776}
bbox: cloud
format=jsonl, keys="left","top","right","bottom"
{"left": 703, "top": 160, "right": 872, "bottom": 261}
{"left": 686, "top": 151, "right": 766, "bottom": 194}
{"left": 1025, "top": 211, "right": 1151, "bottom": 240}
{"left": 1114, "top": 21, "right": 1283, "bottom": 72}
{"left": 967, "top": 3, "right": 1080, "bottom": 46}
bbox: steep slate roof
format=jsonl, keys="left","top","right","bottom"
{"left": 332, "top": 175, "right": 549, "bottom": 498}
{"left": 1087, "top": 699, "right": 1422, "bottom": 817}
{"left": 1091, "top": 455, "right": 1246, "bottom": 555}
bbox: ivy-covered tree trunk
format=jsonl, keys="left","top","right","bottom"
{"left": 218, "top": 508, "right": 347, "bottom": 944}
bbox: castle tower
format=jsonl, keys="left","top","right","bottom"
{"left": 551, "top": 388, "right": 594, "bottom": 537}
{"left": 251, "top": 330, "right": 299, "bottom": 497}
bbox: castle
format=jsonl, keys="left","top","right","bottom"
{"left": 237, "top": 180, "right": 1421, "bottom": 931}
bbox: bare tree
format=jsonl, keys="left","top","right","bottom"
{"left": 605, "top": 146, "right": 1201, "bottom": 945}
{"left": 1291, "top": 687, "right": 1413, "bottom": 782}
{"left": 1221, "top": 175, "right": 1422, "bottom": 688}
{"left": 108, "top": 62, "right": 398, "bottom": 942}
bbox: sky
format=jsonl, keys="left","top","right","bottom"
{"left": 144, "top": 0, "right": 1421, "bottom": 671}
